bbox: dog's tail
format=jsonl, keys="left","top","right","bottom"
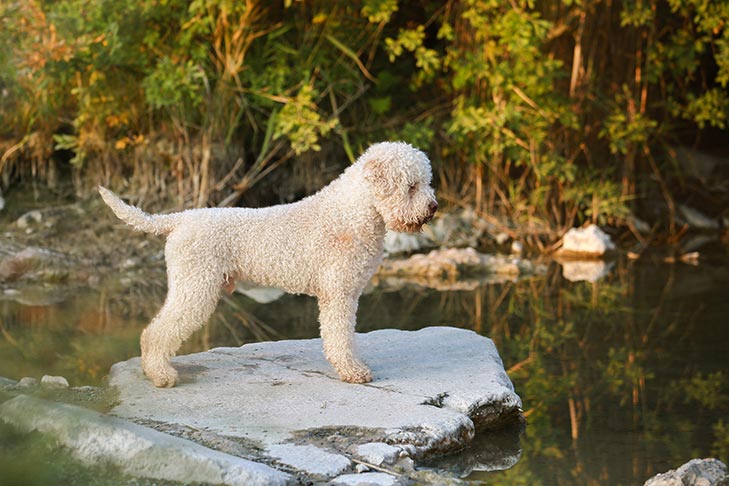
{"left": 98, "top": 186, "right": 178, "bottom": 236}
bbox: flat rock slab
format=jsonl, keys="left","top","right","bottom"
{"left": 109, "top": 326, "right": 522, "bottom": 479}
{"left": 0, "top": 395, "right": 292, "bottom": 486}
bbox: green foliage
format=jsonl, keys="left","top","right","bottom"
{"left": 273, "top": 85, "right": 338, "bottom": 154}
{"left": 0, "top": 0, "right": 727, "bottom": 228}
{"left": 361, "top": 0, "right": 398, "bottom": 23}
{"left": 684, "top": 89, "right": 729, "bottom": 129}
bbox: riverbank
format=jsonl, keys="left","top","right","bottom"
{"left": 1, "top": 185, "right": 728, "bottom": 484}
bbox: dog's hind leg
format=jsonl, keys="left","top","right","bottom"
{"left": 141, "top": 270, "right": 221, "bottom": 387}
{"left": 317, "top": 293, "right": 373, "bottom": 384}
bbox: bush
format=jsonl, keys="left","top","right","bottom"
{"left": 1, "top": 0, "right": 727, "bottom": 236}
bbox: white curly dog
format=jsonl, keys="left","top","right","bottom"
{"left": 100, "top": 141, "right": 437, "bottom": 387}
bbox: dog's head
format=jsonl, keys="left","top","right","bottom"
{"left": 361, "top": 142, "right": 438, "bottom": 233}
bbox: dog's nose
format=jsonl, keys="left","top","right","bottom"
{"left": 428, "top": 200, "right": 438, "bottom": 216}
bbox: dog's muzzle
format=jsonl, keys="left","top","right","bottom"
{"left": 423, "top": 200, "right": 438, "bottom": 224}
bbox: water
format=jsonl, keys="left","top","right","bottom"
{"left": 1, "top": 256, "right": 728, "bottom": 485}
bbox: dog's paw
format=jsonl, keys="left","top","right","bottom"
{"left": 144, "top": 364, "right": 179, "bottom": 388}
{"left": 338, "top": 363, "right": 373, "bottom": 384}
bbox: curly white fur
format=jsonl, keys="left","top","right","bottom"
{"left": 100, "top": 141, "right": 437, "bottom": 387}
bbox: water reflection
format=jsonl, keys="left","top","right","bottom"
{"left": 423, "top": 421, "right": 524, "bottom": 477}
{"left": 1, "top": 257, "right": 728, "bottom": 484}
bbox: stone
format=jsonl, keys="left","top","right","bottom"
{"left": 41, "top": 375, "right": 70, "bottom": 388}
{"left": 423, "top": 209, "right": 486, "bottom": 249}
{"left": 673, "top": 146, "right": 725, "bottom": 183}
{"left": 494, "top": 232, "right": 510, "bottom": 245}
{"left": 558, "top": 225, "right": 615, "bottom": 258}
{"left": 376, "top": 247, "right": 545, "bottom": 289}
{"left": 355, "top": 442, "right": 401, "bottom": 466}
{"left": 678, "top": 205, "right": 720, "bottom": 230}
{"left": 17, "top": 376, "right": 38, "bottom": 388}
{"left": 109, "top": 327, "right": 522, "bottom": 480}
{"left": 331, "top": 472, "right": 398, "bottom": 485}
{"left": 0, "top": 247, "right": 71, "bottom": 283}
{"left": 16, "top": 210, "right": 43, "bottom": 229}
{"left": 644, "top": 458, "right": 728, "bottom": 486}
{"left": 0, "top": 376, "right": 17, "bottom": 388}
{"left": 383, "top": 231, "right": 430, "bottom": 255}
{"left": 0, "top": 395, "right": 292, "bottom": 486}
{"left": 266, "top": 443, "right": 350, "bottom": 477}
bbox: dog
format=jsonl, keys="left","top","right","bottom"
{"left": 99, "top": 141, "right": 437, "bottom": 387}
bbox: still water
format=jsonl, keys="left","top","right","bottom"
{"left": 1, "top": 256, "right": 728, "bottom": 485}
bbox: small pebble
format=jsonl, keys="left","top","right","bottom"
{"left": 355, "top": 463, "right": 370, "bottom": 473}
{"left": 494, "top": 232, "right": 510, "bottom": 245}
{"left": 41, "top": 375, "right": 70, "bottom": 388}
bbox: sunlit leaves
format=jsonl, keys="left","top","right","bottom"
{"left": 683, "top": 88, "right": 729, "bottom": 129}
{"left": 273, "top": 85, "right": 338, "bottom": 154}
{"left": 361, "top": 0, "right": 398, "bottom": 24}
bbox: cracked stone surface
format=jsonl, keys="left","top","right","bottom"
{"left": 109, "top": 326, "right": 522, "bottom": 480}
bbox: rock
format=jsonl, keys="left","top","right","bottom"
{"left": 331, "top": 472, "right": 398, "bottom": 485}
{"left": 16, "top": 210, "right": 43, "bottom": 229}
{"left": 678, "top": 205, "right": 720, "bottom": 230}
{"left": 381, "top": 208, "right": 493, "bottom": 256}
{"left": 644, "top": 458, "right": 728, "bottom": 486}
{"left": 0, "top": 247, "right": 71, "bottom": 283}
{"left": 266, "top": 443, "right": 350, "bottom": 477}
{"left": 510, "top": 241, "right": 523, "bottom": 256}
{"left": 424, "top": 209, "right": 486, "bottom": 249}
{"left": 121, "top": 258, "right": 140, "bottom": 269}
{"left": 673, "top": 146, "right": 726, "bottom": 184}
{"left": 17, "top": 377, "right": 38, "bottom": 388}
{"left": 355, "top": 442, "right": 401, "bottom": 466}
{"left": 494, "top": 233, "right": 510, "bottom": 245}
{"left": 560, "top": 260, "right": 614, "bottom": 282}
{"left": 109, "top": 327, "right": 522, "bottom": 480}
{"left": 383, "top": 231, "right": 430, "bottom": 256}
{"left": 0, "top": 376, "right": 17, "bottom": 388}
{"left": 0, "top": 395, "right": 292, "bottom": 486}
{"left": 41, "top": 375, "right": 70, "bottom": 388}
{"left": 377, "top": 248, "right": 544, "bottom": 289}
{"left": 557, "top": 225, "right": 615, "bottom": 258}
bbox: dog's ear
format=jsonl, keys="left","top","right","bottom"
{"left": 363, "top": 158, "right": 395, "bottom": 196}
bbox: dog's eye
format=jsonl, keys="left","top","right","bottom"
{"left": 408, "top": 183, "right": 418, "bottom": 196}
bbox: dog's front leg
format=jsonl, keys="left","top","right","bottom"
{"left": 317, "top": 294, "right": 372, "bottom": 384}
